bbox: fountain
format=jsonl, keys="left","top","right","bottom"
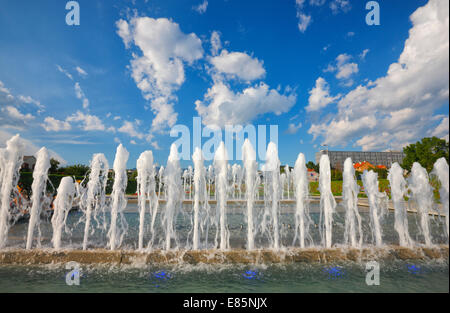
{"left": 362, "top": 170, "right": 386, "bottom": 247}
{"left": 107, "top": 144, "right": 129, "bottom": 250}
{"left": 136, "top": 151, "right": 156, "bottom": 251}
{"left": 388, "top": 162, "right": 414, "bottom": 247}
{"left": 82, "top": 153, "right": 109, "bottom": 250}
{"left": 0, "top": 134, "right": 24, "bottom": 249}
{"left": 408, "top": 162, "right": 434, "bottom": 246}
{"left": 51, "top": 177, "right": 76, "bottom": 250}
{"left": 242, "top": 139, "right": 257, "bottom": 250}
{"left": 192, "top": 147, "right": 206, "bottom": 250}
{"left": 0, "top": 133, "right": 448, "bottom": 267}
{"left": 433, "top": 157, "right": 449, "bottom": 240}
{"left": 162, "top": 144, "right": 182, "bottom": 250}
{"left": 319, "top": 154, "right": 336, "bottom": 248}
{"left": 26, "top": 147, "right": 51, "bottom": 249}
{"left": 214, "top": 142, "right": 229, "bottom": 250}
{"left": 263, "top": 142, "right": 281, "bottom": 250}
{"left": 292, "top": 153, "right": 311, "bottom": 248}
{"left": 342, "top": 157, "right": 362, "bottom": 248}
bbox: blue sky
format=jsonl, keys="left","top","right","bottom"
{"left": 0, "top": 0, "right": 448, "bottom": 168}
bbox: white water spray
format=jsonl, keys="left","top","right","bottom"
{"left": 242, "top": 139, "right": 257, "bottom": 250}
{"left": 319, "top": 154, "right": 336, "bottom": 248}
{"left": 264, "top": 142, "right": 281, "bottom": 250}
{"left": 214, "top": 142, "right": 229, "bottom": 250}
{"left": 362, "top": 170, "right": 385, "bottom": 246}
{"left": 108, "top": 144, "right": 129, "bottom": 250}
{"left": 432, "top": 157, "right": 449, "bottom": 240}
{"left": 343, "top": 157, "right": 362, "bottom": 248}
{"left": 51, "top": 177, "right": 76, "bottom": 250}
{"left": 136, "top": 151, "right": 155, "bottom": 251}
{"left": 162, "top": 144, "right": 182, "bottom": 250}
{"left": 408, "top": 162, "right": 434, "bottom": 246}
{"left": 292, "top": 153, "right": 311, "bottom": 248}
{"left": 82, "top": 153, "right": 109, "bottom": 250}
{"left": 192, "top": 147, "right": 206, "bottom": 250}
{"left": 388, "top": 163, "right": 414, "bottom": 247}
{"left": 26, "top": 147, "right": 50, "bottom": 249}
{"left": 0, "top": 135, "right": 24, "bottom": 249}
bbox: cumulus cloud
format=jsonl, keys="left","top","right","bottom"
{"left": 209, "top": 50, "right": 266, "bottom": 81}
{"left": 308, "top": 0, "right": 449, "bottom": 151}
{"left": 193, "top": 0, "right": 208, "bottom": 14}
{"left": 431, "top": 116, "right": 449, "bottom": 141}
{"left": 360, "top": 49, "right": 370, "bottom": 60}
{"left": 118, "top": 120, "right": 145, "bottom": 139}
{"left": 116, "top": 17, "right": 203, "bottom": 132}
{"left": 66, "top": 111, "right": 105, "bottom": 131}
{"left": 306, "top": 77, "right": 340, "bottom": 112}
{"left": 195, "top": 81, "right": 296, "bottom": 127}
{"left": 41, "top": 117, "right": 71, "bottom": 132}
{"left": 3, "top": 106, "right": 34, "bottom": 121}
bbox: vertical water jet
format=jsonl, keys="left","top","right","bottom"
{"left": 242, "top": 139, "right": 257, "bottom": 250}
{"left": 343, "top": 157, "right": 363, "bottom": 248}
{"left": 293, "top": 153, "right": 311, "bottom": 248}
{"left": 388, "top": 163, "right": 414, "bottom": 247}
{"left": 214, "top": 142, "right": 229, "bottom": 250}
{"left": 26, "top": 147, "right": 50, "bottom": 249}
{"left": 319, "top": 154, "right": 336, "bottom": 248}
{"left": 108, "top": 144, "right": 129, "bottom": 250}
{"left": 51, "top": 177, "right": 76, "bottom": 250}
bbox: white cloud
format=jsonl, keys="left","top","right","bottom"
{"left": 17, "top": 95, "right": 44, "bottom": 110}
{"left": 116, "top": 17, "right": 203, "bottom": 132}
{"left": 41, "top": 117, "right": 71, "bottom": 132}
{"left": 308, "top": 0, "right": 449, "bottom": 151}
{"left": 360, "top": 49, "right": 370, "bottom": 60}
{"left": 66, "top": 111, "right": 105, "bottom": 131}
{"left": 193, "top": 0, "right": 208, "bottom": 14}
{"left": 297, "top": 13, "right": 312, "bottom": 33}
{"left": 431, "top": 116, "right": 449, "bottom": 140}
{"left": 118, "top": 120, "right": 145, "bottom": 139}
{"left": 74, "top": 82, "right": 89, "bottom": 109}
{"left": 306, "top": 77, "right": 340, "bottom": 112}
{"left": 56, "top": 64, "right": 73, "bottom": 80}
{"left": 285, "top": 122, "right": 302, "bottom": 134}
{"left": 335, "top": 53, "right": 358, "bottom": 80}
{"left": 195, "top": 81, "right": 296, "bottom": 127}
{"left": 346, "top": 31, "right": 355, "bottom": 37}
{"left": 3, "top": 106, "right": 34, "bottom": 121}
{"left": 75, "top": 66, "right": 88, "bottom": 77}
{"left": 210, "top": 31, "right": 222, "bottom": 56}
{"left": 210, "top": 50, "right": 266, "bottom": 81}
{"left": 330, "top": 0, "right": 351, "bottom": 14}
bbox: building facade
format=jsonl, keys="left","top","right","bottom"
{"left": 315, "top": 150, "right": 405, "bottom": 170}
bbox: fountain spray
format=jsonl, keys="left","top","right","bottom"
{"left": 82, "top": 153, "right": 109, "bottom": 250}
{"left": 388, "top": 163, "right": 414, "bottom": 247}
{"left": 319, "top": 154, "right": 336, "bottom": 248}
{"left": 432, "top": 157, "right": 449, "bottom": 241}
{"left": 26, "top": 147, "right": 50, "bottom": 249}
{"left": 51, "top": 177, "right": 76, "bottom": 250}
{"left": 293, "top": 153, "right": 312, "bottom": 248}
{"left": 242, "top": 139, "right": 257, "bottom": 250}
{"left": 136, "top": 150, "right": 155, "bottom": 251}
{"left": 343, "top": 157, "right": 363, "bottom": 248}
{"left": 0, "top": 134, "right": 24, "bottom": 249}
{"left": 214, "top": 142, "right": 229, "bottom": 250}
{"left": 362, "top": 170, "right": 386, "bottom": 247}
{"left": 108, "top": 144, "right": 129, "bottom": 250}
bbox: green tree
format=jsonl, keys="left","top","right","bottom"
{"left": 49, "top": 158, "right": 60, "bottom": 174}
{"left": 402, "top": 137, "right": 449, "bottom": 172}
{"left": 59, "top": 164, "right": 90, "bottom": 177}
{"left": 306, "top": 161, "right": 319, "bottom": 172}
